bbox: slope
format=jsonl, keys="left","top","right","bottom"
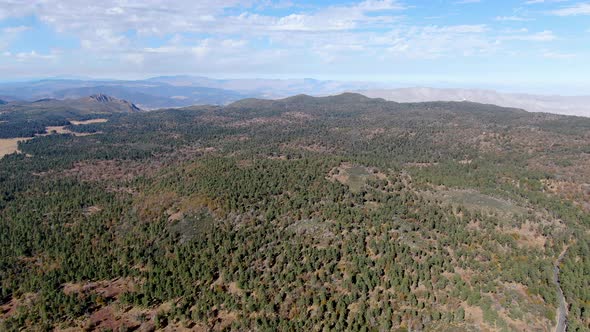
{"left": 0, "top": 94, "right": 141, "bottom": 138}
{"left": 0, "top": 94, "right": 588, "bottom": 331}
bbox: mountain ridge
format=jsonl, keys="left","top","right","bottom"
{"left": 359, "top": 87, "right": 590, "bottom": 117}
{"left": 1, "top": 77, "right": 589, "bottom": 116}
{"left": 0, "top": 94, "right": 143, "bottom": 119}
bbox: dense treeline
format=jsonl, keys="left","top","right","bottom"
{"left": 0, "top": 94, "right": 589, "bottom": 331}
{"left": 0, "top": 119, "right": 69, "bottom": 138}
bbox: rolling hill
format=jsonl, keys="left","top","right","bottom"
{"left": 0, "top": 94, "right": 142, "bottom": 138}
{"left": 359, "top": 87, "right": 590, "bottom": 117}
{"left": 0, "top": 93, "right": 141, "bottom": 116}
{"left": 1, "top": 93, "right": 589, "bottom": 331}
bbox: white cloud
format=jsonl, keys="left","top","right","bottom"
{"left": 433, "top": 25, "right": 488, "bottom": 33}
{"left": 454, "top": 0, "right": 481, "bottom": 4}
{"left": 271, "top": 13, "right": 356, "bottom": 31}
{"left": 138, "top": 38, "right": 249, "bottom": 66}
{"left": 499, "top": 30, "right": 556, "bottom": 41}
{"left": 495, "top": 16, "right": 532, "bottom": 21}
{"left": 0, "top": 0, "right": 584, "bottom": 82}
{"left": 369, "top": 25, "right": 494, "bottom": 59}
{"left": 0, "top": 0, "right": 255, "bottom": 34}
{"left": 355, "top": 0, "right": 406, "bottom": 11}
{"left": 122, "top": 53, "right": 145, "bottom": 65}
{"left": 13, "top": 50, "right": 57, "bottom": 62}
{"left": 542, "top": 51, "right": 576, "bottom": 59}
{"left": 0, "top": 25, "right": 30, "bottom": 50}
{"left": 551, "top": 3, "right": 590, "bottom": 16}
{"left": 0, "top": 0, "right": 408, "bottom": 39}
{"left": 525, "top": 0, "right": 567, "bottom": 4}
{"left": 0, "top": 0, "right": 405, "bottom": 38}
{"left": 237, "top": 1, "right": 405, "bottom": 33}
{"left": 80, "top": 29, "right": 128, "bottom": 51}
{"left": 2, "top": 25, "right": 30, "bottom": 34}
{"left": 501, "top": 28, "right": 529, "bottom": 33}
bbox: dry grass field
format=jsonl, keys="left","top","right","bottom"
{"left": 0, "top": 137, "right": 33, "bottom": 158}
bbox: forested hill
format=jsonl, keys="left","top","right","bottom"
{"left": 0, "top": 94, "right": 142, "bottom": 138}
{"left": 228, "top": 92, "right": 531, "bottom": 119}
{"left": 1, "top": 93, "right": 142, "bottom": 115}
{"left": 0, "top": 93, "right": 589, "bottom": 331}
{"left": 226, "top": 93, "right": 558, "bottom": 130}
{"left": 228, "top": 92, "right": 382, "bottom": 107}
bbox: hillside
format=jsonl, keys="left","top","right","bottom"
{"left": 1, "top": 94, "right": 141, "bottom": 114}
{"left": 27, "top": 94, "right": 140, "bottom": 114}
{"left": 0, "top": 94, "right": 141, "bottom": 138}
{"left": 0, "top": 94, "right": 589, "bottom": 331}
{"left": 359, "top": 87, "right": 590, "bottom": 117}
{"left": 51, "top": 85, "right": 248, "bottom": 109}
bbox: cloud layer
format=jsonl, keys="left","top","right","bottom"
{"left": 0, "top": 0, "right": 588, "bottom": 92}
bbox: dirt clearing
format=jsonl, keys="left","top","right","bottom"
{"left": 0, "top": 137, "right": 33, "bottom": 158}
{"left": 70, "top": 118, "right": 108, "bottom": 125}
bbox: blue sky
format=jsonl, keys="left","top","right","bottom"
{"left": 0, "top": 0, "right": 589, "bottom": 94}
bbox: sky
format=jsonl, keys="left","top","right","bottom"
{"left": 0, "top": 0, "right": 589, "bottom": 94}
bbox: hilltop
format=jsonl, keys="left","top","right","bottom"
{"left": 28, "top": 94, "right": 142, "bottom": 114}
{"left": 1, "top": 93, "right": 141, "bottom": 115}
{"left": 0, "top": 94, "right": 142, "bottom": 138}
{"left": 360, "top": 87, "right": 590, "bottom": 117}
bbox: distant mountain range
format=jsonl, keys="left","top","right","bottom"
{"left": 0, "top": 94, "right": 142, "bottom": 119}
{"left": 147, "top": 76, "right": 382, "bottom": 98}
{"left": 358, "top": 88, "right": 590, "bottom": 117}
{"left": 0, "top": 94, "right": 142, "bottom": 138}
{"left": 0, "top": 79, "right": 250, "bottom": 110}
{"left": 0, "top": 77, "right": 589, "bottom": 116}
{"left": 0, "top": 77, "right": 382, "bottom": 110}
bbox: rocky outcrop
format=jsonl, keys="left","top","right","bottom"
{"left": 86, "top": 94, "right": 141, "bottom": 112}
